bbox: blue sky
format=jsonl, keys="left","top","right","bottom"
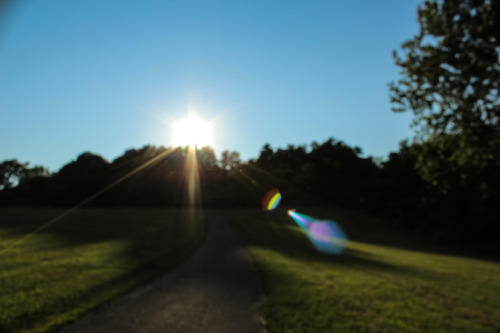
{"left": 0, "top": 0, "right": 421, "bottom": 172}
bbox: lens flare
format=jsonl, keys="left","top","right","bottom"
{"left": 287, "top": 209, "right": 348, "bottom": 255}
{"left": 262, "top": 188, "right": 282, "bottom": 210}
{"left": 0, "top": 148, "right": 176, "bottom": 254}
{"left": 309, "top": 221, "right": 347, "bottom": 255}
{"left": 286, "top": 210, "right": 313, "bottom": 229}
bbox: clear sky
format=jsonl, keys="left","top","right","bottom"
{"left": 0, "top": 0, "right": 421, "bottom": 172}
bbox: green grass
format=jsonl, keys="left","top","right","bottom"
{"left": 0, "top": 207, "right": 205, "bottom": 333}
{"left": 229, "top": 207, "right": 500, "bottom": 333}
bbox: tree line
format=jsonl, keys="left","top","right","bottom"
{"left": 1, "top": 0, "right": 499, "bottom": 252}
{"left": 0, "top": 141, "right": 379, "bottom": 209}
{"left": 0, "top": 134, "right": 497, "bottom": 252}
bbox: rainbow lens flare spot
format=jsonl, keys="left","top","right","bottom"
{"left": 288, "top": 209, "right": 348, "bottom": 255}
{"left": 309, "top": 221, "right": 347, "bottom": 255}
{"left": 262, "top": 188, "right": 282, "bottom": 210}
{"left": 287, "top": 209, "right": 313, "bottom": 229}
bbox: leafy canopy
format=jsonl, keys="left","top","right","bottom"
{"left": 390, "top": 0, "right": 500, "bottom": 138}
{"left": 390, "top": 0, "right": 500, "bottom": 197}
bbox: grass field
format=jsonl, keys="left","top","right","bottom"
{"left": 229, "top": 207, "right": 500, "bottom": 333}
{"left": 2, "top": 206, "right": 499, "bottom": 333}
{"left": 0, "top": 207, "right": 205, "bottom": 333}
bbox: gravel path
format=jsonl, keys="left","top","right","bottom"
{"left": 60, "top": 215, "right": 265, "bottom": 333}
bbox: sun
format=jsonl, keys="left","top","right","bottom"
{"left": 172, "top": 114, "right": 213, "bottom": 148}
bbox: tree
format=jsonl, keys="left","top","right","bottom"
{"left": 220, "top": 150, "right": 241, "bottom": 170}
{"left": 256, "top": 144, "right": 274, "bottom": 166}
{"left": 196, "top": 146, "right": 218, "bottom": 170}
{"left": 0, "top": 160, "right": 28, "bottom": 190}
{"left": 390, "top": 0, "right": 500, "bottom": 198}
{"left": 390, "top": 0, "right": 499, "bottom": 136}
{"left": 389, "top": 0, "right": 500, "bottom": 248}
{"left": 23, "top": 165, "right": 50, "bottom": 180}
{"left": 0, "top": 160, "right": 50, "bottom": 191}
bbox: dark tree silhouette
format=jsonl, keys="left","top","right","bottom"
{"left": 390, "top": 0, "right": 499, "bottom": 136}
{"left": 0, "top": 160, "right": 49, "bottom": 190}
{"left": 389, "top": 0, "right": 500, "bottom": 247}
{"left": 0, "top": 160, "right": 28, "bottom": 190}
{"left": 48, "top": 152, "right": 110, "bottom": 205}
{"left": 0, "top": 137, "right": 498, "bottom": 252}
{"left": 220, "top": 150, "right": 241, "bottom": 170}
{"left": 251, "top": 139, "right": 380, "bottom": 210}
{"left": 390, "top": 0, "right": 500, "bottom": 197}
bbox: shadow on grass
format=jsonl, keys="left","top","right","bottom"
{"left": 53, "top": 213, "right": 265, "bottom": 333}
{"left": 0, "top": 207, "right": 204, "bottom": 253}
{"left": 226, "top": 209, "right": 409, "bottom": 273}
{"left": 281, "top": 206, "right": 498, "bottom": 263}
{"left": 0, "top": 207, "right": 206, "bottom": 333}
{"left": 226, "top": 206, "right": 500, "bottom": 275}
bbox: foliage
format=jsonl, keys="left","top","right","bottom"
{"left": 0, "top": 160, "right": 49, "bottom": 191}
{"left": 0, "top": 160, "right": 26, "bottom": 190}
{"left": 390, "top": 0, "right": 500, "bottom": 137}
{"left": 390, "top": 0, "right": 500, "bottom": 187}
{"left": 0, "top": 135, "right": 497, "bottom": 251}
{"left": 254, "top": 139, "right": 379, "bottom": 210}
{"left": 390, "top": 0, "right": 500, "bottom": 189}
{"left": 379, "top": 141, "right": 427, "bottom": 227}
{"left": 220, "top": 150, "right": 240, "bottom": 170}
{"left": 389, "top": 0, "right": 500, "bottom": 246}
{"left": 0, "top": 139, "right": 381, "bottom": 211}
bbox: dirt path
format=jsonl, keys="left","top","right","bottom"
{"left": 60, "top": 215, "right": 265, "bottom": 333}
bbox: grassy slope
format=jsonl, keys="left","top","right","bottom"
{"left": 229, "top": 207, "right": 500, "bottom": 333}
{"left": 0, "top": 207, "right": 205, "bottom": 333}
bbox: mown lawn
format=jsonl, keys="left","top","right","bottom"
{"left": 0, "top": 207, "right": 205, "bottom": 333}
{"left": 229, "top": 207, "right": 500, "bottom": 333}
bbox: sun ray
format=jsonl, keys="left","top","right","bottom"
{"left": 0, "top": 148, "right": 176, "bottom": 254}
{"left": 183, "top": 146, "right": 202, "bottom": 207}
